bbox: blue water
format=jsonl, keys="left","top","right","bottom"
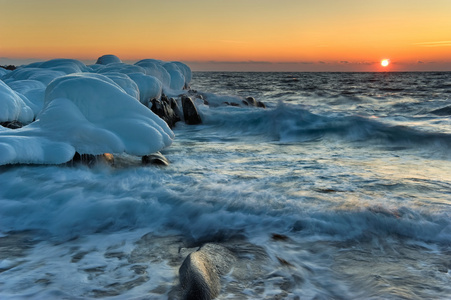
{"left": 1, "top": 72, "right": 451, "bottom": 299}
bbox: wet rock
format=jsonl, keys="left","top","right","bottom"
{"left": 245, "top": 96, "right": 258, "bottom": 106}
{"left": 224, "top": 102, "right": 240, "bottom": 107}
{"left": 242, "top": 96, "right": 266, "bottom": 108}
{"left": 67, "top": 152, "right": 114, "bottom": 167}
{"left": 142, "top": 152, "right": 170, "bottom": 166}
{"left": 150, "top": 95, "right": 181, "bottom": 128}
{"left": 256, "top": 101, "right": 266, "bottom": 108}
{"left": 430, "top": 106, "right": 451, "bottom": 116}
{"left": 179, "top": 244, "right": 236, "bottom": 300}
{"left": 0, "top": 121, "right": 23, "bottom": 129}
{"left": 181, "top": 95, "right": 202, "bottom": 125}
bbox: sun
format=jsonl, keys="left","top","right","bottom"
{"left": 381, "top": 59, "right": 390, "bottom": 67}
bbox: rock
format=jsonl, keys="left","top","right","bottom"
{"left": 256, "top": 101, "right": 266, "bottom": 108}
{"left": 0, "top": 65, "right": 16, "bottom": 71}
{"left": 142, "top": 152, "right": 170, "bottom": 166}
{"left": 68, "top": 152, "right": 114, "bottom": 166}
{"left": 430, "top": 106, "right": 451, "bottom": 116}
{"left": 244, "top": 96, "right": 257, "bottom": 106}
{"left": 150, "top": 95, "right": 181, "bottom": 128}
{"left": 224, "top": 102, "right": 240, "bottom": 107}
{"left": 0, "top": 121, "right": 24, "bottom": 129}
{"left": 243, "top": 96, "right": 266, "bottom": 108}
{"left": 179, "top": 244, "right": 236, "bottom": 300}
{"left": 181, "top": 95, "right": 202, "bottom": 125}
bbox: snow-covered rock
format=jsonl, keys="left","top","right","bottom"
{"left": 95, "top": 54, "right": 122, "bottom": 65}
{"left": 127, "top": 73, "right": 163, "bottom": 106}
{"left": 0, "top": 73, "right": 174, "bottom": 165}
{"left": 0, "top": 80, "right": 34, "bottom": 124}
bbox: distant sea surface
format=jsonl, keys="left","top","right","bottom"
{"left": 1, "top": 72, "right": 451, "bottom": 299}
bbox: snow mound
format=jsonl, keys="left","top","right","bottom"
{"left": 0, "top": 80, "right": 34, "bottom": 123}
{"left": 96, "top": 63, "right": 146, "bottom": 75}
{"left": 127, "top": 73, "right": 163, "bottom": 106}
{"left": 24, "top": 59, "right": 90, "bottom": 74}
{"left": 7, "top": 80, "right": 46, "bottom": 115}
{"left": 96, "top": 54, "right": 122, "bottom": 65}
{"left": 102, "top": 72, "right": 140, "bottom": 100}
{"left": 2, "top": 68, "right": 65, "bottom": 85}
{"left": 135, "top": 59, "right": 171, "bottom": 87}
{"left": 0, "top": 74, "right": 174, "bottom": 165}
{"left": 162, "top": 62, "right": 186, "bottom": 90}
{"left": 0, "top": 68, "right": 11, "bottom": 77}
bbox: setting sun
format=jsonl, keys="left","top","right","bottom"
{"left": 381, "top": 59, "right": 390, "bottom": 67}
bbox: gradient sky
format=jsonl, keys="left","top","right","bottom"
{"left": 1, "top": 0, "right": 450, "bottom": 71}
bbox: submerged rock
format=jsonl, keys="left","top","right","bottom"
{"left": 181, "top": 95, "right": 202, "bottom": 125}
{"left": 179, "top": 244, "right": 236, "bottom": 300}
{"left": 430, "top": 106, "right": 451, "bottom": 116}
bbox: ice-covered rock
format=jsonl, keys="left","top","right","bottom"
{"left": 0, "top": 67, "right": 11, "bottom": 77}
{"left": 0, "top": 80, "right": 34, "bottom": 124}
{"left": 2, "top": 68, "right": 65, "bottom": 86}
{"left": 102, "top": 72, "right": 140, "bottom": 100}
{"left": 95, "top": 54, "right": 122, "bottom": 65}
{"left": 127, "top": 73, "right": 163, "bottom": 106}
{"left": 0, "top": 73, "right": 174, "bottom": 165}
{"left": 135, "top": 59, "right": 172, "bottom": 88}
{"left": 23, "top": 58, "right": 90, "bottom": 74}
{"left": 172, "top": 61, "right": 192, "bottom": 86}
{"left": 163, "top": 62, "right": 186, "bottom": 90}
{"left": 95, "top": 62, "right": 146, "bottom": 75}
{"left": 7, "top": 80, "right": 46, "bottom": 115}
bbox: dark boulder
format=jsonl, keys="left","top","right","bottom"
{"left": 0, "top": 121, "right": 23, "bottom": 129}
{"left": 179, "top": 244, "right": 236, "bottom": 300}
{"left": 181, "top": 96, "right": 202, "bottom": 125}
{"left": 256, "top": 101, "right": 266, "bottom": 108}
{"left": 150, "top": 95, "right": 181, "bottom": 128}
{"left": 142, "top": 152, "right": 170, "bottom": 166}
{"left": 244, "top": 96, "right": 257, "bottom": 106}
{"left": 243, "top": 96, "right": 266, "bottom": 108}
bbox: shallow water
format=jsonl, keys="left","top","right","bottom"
{"left": 1, "top": 72, "right": 451, "bottom": 299}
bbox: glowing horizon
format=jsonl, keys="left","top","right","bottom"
{"left": 1, "top": 0, "right": 450, "bottom": 71}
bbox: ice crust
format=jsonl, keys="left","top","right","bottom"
{"left": 0, "top": 56, "right": 190, "bottom": 165}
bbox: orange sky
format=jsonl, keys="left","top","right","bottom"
{"left": 1, "top": 0, "right": 450, "bottom": 71}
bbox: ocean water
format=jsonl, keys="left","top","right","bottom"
{"left": 1, "top": 71, "right": 451, "bottom": 299}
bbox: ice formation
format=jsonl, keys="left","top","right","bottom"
{"left": 0, "top": 55, "right": 191, "bottom": 165}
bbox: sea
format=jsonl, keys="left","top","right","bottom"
{"left": 1, "top": 71, "right": 451, "bottom": 299}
